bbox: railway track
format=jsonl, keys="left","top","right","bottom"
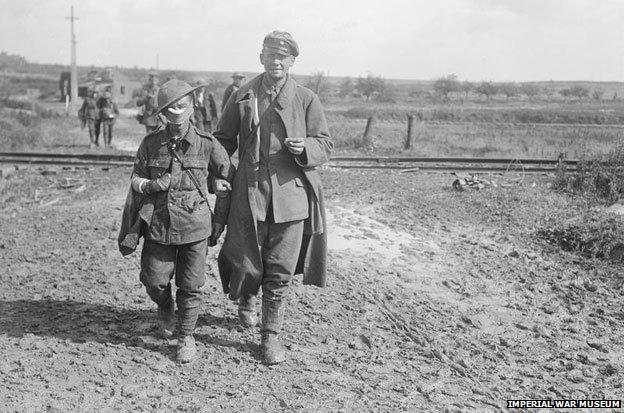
{"left": 0, "top": 152, "right": 578, "bottom": 173}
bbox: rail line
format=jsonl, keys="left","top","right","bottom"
{"left": 0, "top": 152, "right": 578, "bottom": 173}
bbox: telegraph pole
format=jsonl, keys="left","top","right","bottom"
{"left": 67, "top": 6, "right": 79, "bottom": 111}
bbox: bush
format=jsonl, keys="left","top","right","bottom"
{"left": 538, "top": 212, "right": 624, "bottom": 261}
{"left": 552, "top": 144, "right": 624, "bottom": 203}
{"left": 0, "top": 114, "right": 43, "bottom": 149}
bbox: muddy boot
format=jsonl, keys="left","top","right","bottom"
{"left": 157, "top": 299, "right": 175, "bottom": 338}
{"left": 238, "top": 294, "right": 258, "bottom": 328}
{"left": 260, "top": 298, "right": 286, "bottom": 365}
{"left": 176, "top": 335, "right": 197, "bottom": 364}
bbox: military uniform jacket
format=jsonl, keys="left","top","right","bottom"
{"left": 194, "top": 92, "right": 219, "bottom": 125}
{"left": 221, "top": 84, "right": 239, "bottom": 111}
{"left": 137, "top": 86, "right": 161, "bottom": 127}
{"left": 97, "top": 98, "right": 119, "bottom": 121}
{"left": 130, "top": 125, "right": 232, "bottom": 246}
{"left": 78, "top": 97, "right": 98, "bottom": 120}
{"left": 214, "top": 74, "right": 332, "bottom": 299}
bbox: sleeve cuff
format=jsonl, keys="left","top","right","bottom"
{"left": 294, "top": 149, "right": 308, "bottom": 167}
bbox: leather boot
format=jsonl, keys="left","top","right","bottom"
{"left": 238, "top": 294, "right": 258, "bottom": 328}
{"left": 176, "top": 335, "right": 197, "bottom": 364}
{"left": 157, "top": 299, "right": 175, "bottom": 338}
{"left": 260, "top": 297, "right": 286, "bottom": 365}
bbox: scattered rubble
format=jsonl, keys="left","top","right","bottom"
{"left": 451, "top": 172, "right": 489, "bottom": 191}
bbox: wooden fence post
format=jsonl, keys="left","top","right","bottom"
{"left": 362, "top": 115, "right": 376, "bottom": 147}
{"left": 405, "top": 114, "right": 415, "bottom": 150}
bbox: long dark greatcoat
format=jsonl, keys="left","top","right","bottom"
{"left": 214, "top": 74, "right": 332, "bottom": 300}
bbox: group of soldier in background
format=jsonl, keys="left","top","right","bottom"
{"left": 78, "top": 88, "right": 119, "bottom": 148}
{"left": 80, "top": 71, "right": 245, "bottom": 149}
{"left": 135, "top": 72, "right": 246, "bottom": 136}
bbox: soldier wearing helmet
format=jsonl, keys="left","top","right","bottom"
{"left": 78, "top": 88, "right": 101, "bottom": 148}
{"left": 221, "top": 73, "right": 246, "bottom": 111}
{"left": 119, "top": 79, "right": 233, "bottom": 364}
{"left": 192, "top": 79, "right": 219, "bottom": 133}
{"left": 136, "top": 72, "right": 163, "bottom": 133}
{"left": 97, "top": 90, "right": 119, "bottom": 148}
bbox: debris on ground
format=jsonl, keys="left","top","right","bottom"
{"left": 451, "top": 172, "right": 489, "bottom": 191}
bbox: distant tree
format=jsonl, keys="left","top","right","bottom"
{"left": 305, "top": 72, "right": 331, "bottom": 101}
{"left": 432, "top": 74, "right": 460, "bottom": 101}
{"left": 499, "top": 82, "right": 519, "bottom": 100}
{"left": 338, "top": 76, "right": 354, "bottom": 99}
{"left": 408, "top": 86, "right": 426, "bottom": 99}
{"left": 475, "top": 81, "right": 498, "bottom": 100}
{"left": 543, "top": 81, "right": 557, "bottom": 100}
{"left": 460, "top": 81, "right": 474, "bottom": 99}
{"left": 559, "top": 88, "right": 574, "bottom": 100}
{"left": 592, "top": 88, "right": 604, "bottom": 102}
{"left": 375, "top": 82, "right": 396, "bottom": 102}
{"left": 570, "top": 85, "right": 590, "bottom": 100}
{"left": 520, "top": 83, "right": 540, "bottom": 101}
{"left": 356, "top": 74, "right": 387, "bottom": 101}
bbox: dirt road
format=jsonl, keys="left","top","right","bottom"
{"left": 0, "top": 165, "right": 622, "bottom": 412}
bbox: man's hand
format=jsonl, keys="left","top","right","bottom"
{"left": 284, "top": 137, "right": 305, "bottom": 155}
{"left": 208, "top": 223, "right": 225, "bottom": 246}
{"left": 144, "top": 173, "right": 171, "bottom": 194}
{"left": 213, "top": 178, "right": 232, "bottom": 198}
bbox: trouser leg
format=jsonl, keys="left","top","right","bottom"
{"left": 259, "top": 218, "right": 304, "bottom": 364}
{"left": 260, "top": 219, "right": 304, "bottom": 303}
{"left": 87, "top": 120, "right": 96, "bottom": 146}
{"left": 102, "top": 121, "right": 112, "bottom": 147}
{"left": 174, "top": 239, "right": 207, "bottom": 337}
{"left": 140, "top": 240, "right": 176, "bottom": 308}
{"left": 94, "top": 120, "right": 101, "bottom": 146}
{"left": 108, "top": 121, "right": 114, "bottom": 146}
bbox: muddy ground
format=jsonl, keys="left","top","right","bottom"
{"left": 0, "top": 162, "right": 622, "bottom": 412}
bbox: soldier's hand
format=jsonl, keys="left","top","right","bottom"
{"left": 213, "top": 178, "right": 232, "bottom": 198}
{"left": 208, "top": 223, "right": 225, "bottom": 246}
{"left": 144, "top": 173, "right": 171, "bottom": 194}
{"left": 284, "top": 137, "right": 305, "bottom": 155}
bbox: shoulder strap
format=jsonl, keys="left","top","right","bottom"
{"left": 238, "top": 84, "right": 283, "bottom": 160}
{"left": 168, "top": 145, "right": 209, "bottom": 203}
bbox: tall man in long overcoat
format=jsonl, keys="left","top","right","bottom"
{"left": 214, "top": 31, "right": 332, "bottom": 364}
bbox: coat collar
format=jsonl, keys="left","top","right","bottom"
{"left": 236, "top": 73, "right": 297, "bottom": 111}
{"left": 158, "top": 123, "right": 196, "bottom": 147}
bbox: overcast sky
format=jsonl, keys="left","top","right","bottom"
{"left": 0, "top": 0, "right": 622, "bottom": 81}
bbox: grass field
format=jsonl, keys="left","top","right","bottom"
{"left": 3, "top": 101, "right": 624, "bottom": 161}
{"left": 2, "top": 65, "right": 624, "bottom": 162}
{"left": 328, "top": 113, "right": 624, "bottom": 158}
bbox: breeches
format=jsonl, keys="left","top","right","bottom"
{"left": 101, "top": 120, "right": 114, "bottom": 144}
{"left": 139, "top": 239, "right": 207, "bottom": 311}
{"left": 86, "top": 119, "right": 100, "bottom": 143}
{"left": 255, "top": 218, "right": 304, "bottom": 302}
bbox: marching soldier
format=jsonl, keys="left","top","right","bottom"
{"left": 221, "top": 73, "right": 245, "bottom": 111}
{"left": 98, "top": 91, "right": 119, "bottom": 148}
{"left": 136, "top": 72, "right": 163, "bottom": 133}
{"left": 78, "top": 89, "right": 101, "bottom": 148}
{"left": 193, "top": 79, "right": 219, "bottom": 133}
